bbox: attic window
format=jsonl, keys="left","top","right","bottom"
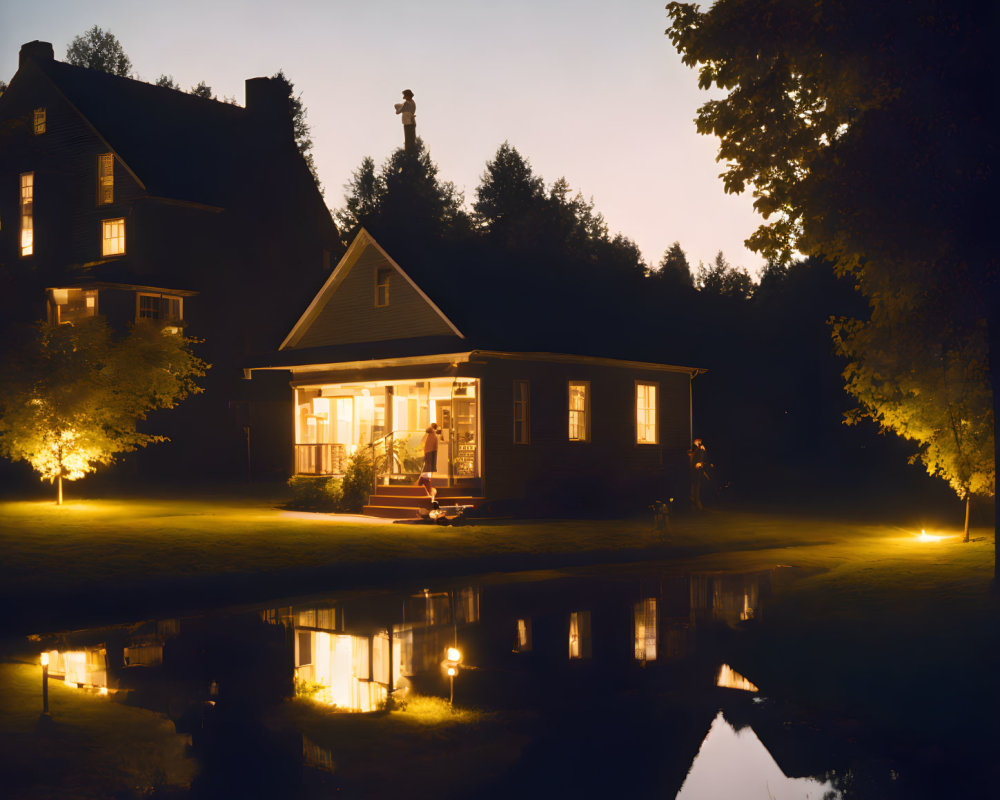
{"left": 375, "top": 268, "right": 391, "bottom": 307}
{"left": 101, "top": 218, "right": 125, "bottom": 256}
{"left": 97, "top": 154, "right": 114, "bottom": 205}
{"left": 33, "top": 108, "right": 46, "bottom": 135}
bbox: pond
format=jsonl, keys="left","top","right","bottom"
{"left": 19, "top": 563, "right": 974, "bottom": 798}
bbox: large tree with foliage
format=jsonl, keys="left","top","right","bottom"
{"left": 271, "top": 70, "right": 321, "bottom": 192}
{"left": 666, "top": 2, "right": 995, "bottom": 559}
{"left": 654, "top": 242, "right": 694, "bottom": 289}
{"left": 0, "top": 319, "right": 207, "bottom": 504}
{"left": 65, "top": 26, "right": 132, "bottom": 77}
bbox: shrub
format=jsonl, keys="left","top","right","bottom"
{"left": 284, "top": 475, "right": 343, "bottom": 511}
{"left": 340, "top": 448, "right": 377, "bottom": 512}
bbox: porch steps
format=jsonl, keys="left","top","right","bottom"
{"left": 363, "top": 484, "right": 485, "bottom": 519}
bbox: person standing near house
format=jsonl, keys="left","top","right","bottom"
{"left": 689, "top": 437, "right": 712, "bottom": 511}
{"left": 394, "top": 89, "right": 416, "bottom": 153}
{"left": 417, "top": 423, "right": 438, "bottom": 500}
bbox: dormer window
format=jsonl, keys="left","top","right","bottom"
{"left": 101, "top": 218, "right": 125, "bottom": 256}
{"left": 48, "top": 288, "right": 97, "bottom": 324}
{"left": 375, "top": 268, "right": 391, "bottom": 307}
{"left": 20, "top": 172, "right": 33, "bottom": 256}
{"left": 34, "top": 108, "right": 46, "bottom": 135}
{"left": 97, "top": 154, "right": 114, "bottom": 204}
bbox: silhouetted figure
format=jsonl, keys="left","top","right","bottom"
{"left": 689, "top": 438, "right": 712, "bottom": 510}
{"left": 416, "top": 423, "right": 438, "bottom": 500}
{"left": 394, "top": 89, "right": 416, "bottom": 152}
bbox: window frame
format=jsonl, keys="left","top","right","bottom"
{"left": 101, "top": 217, "right": 126, "bottom": 257}
{"left": 20, "top": 171, "right": 34, "bottom": 257}
{"left": 33, "top": 108, "right": 46, "bottom": 135}
{"left": 635, "top": 380, "right": 659, "bottom": 445}
{"left": 136, "top": 292, "right": 183, "bottom": 323}
{"left": 97, "top": 154, "right": 114, "bottom": 205}
{"left": 567, "top": 380, "right": 591, "bottom": 442}
{"left": 513, "top": 379, "right": 530, "bottom": 444}
{"left": 374, "top": 268, "right": 391, "bottom": 307}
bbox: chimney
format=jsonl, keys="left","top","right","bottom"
{"left": 245, "top": 77, "right": 294, "bottom": 140}
{"left": 20, "top": 41, "right": 54, "bottom": 68}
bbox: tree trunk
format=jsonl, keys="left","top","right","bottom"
{"left": 964, "top": 493, "right": 971, "bottom": 544}
{"left": 57, "top": 475, "right": 63, "bottom": 506}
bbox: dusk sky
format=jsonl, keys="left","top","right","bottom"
{"left": 1, "top": 0, "right": 766, "bottom": 276}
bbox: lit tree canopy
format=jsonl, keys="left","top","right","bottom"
{"left": 0, "top": 319, "right": 207, "bottom": 503}
{"left": 65, "top": 26, "right": 132, "bottom": 77}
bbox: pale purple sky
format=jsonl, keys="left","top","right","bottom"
{"left": 2, "top": 0, "right": 766, "bottom": 276}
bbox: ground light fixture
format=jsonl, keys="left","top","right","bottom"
{"left": 442, "top": 646, "right": 462, "bottom": 705}
{"left": 918, "top": 529, "right": 948, "bottom": 543}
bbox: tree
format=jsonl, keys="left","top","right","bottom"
{"left": 696, "top": 251, "right": 753, "bottom": 300}
{"left": 271, "top": 70, "right": 321, "bottom": 192}
{"left": 65, "top": 26, "right": 132, "bottom": 77}
{"left": 666, "top": 2, "right": 996, "bottom": 558}
{"left": 473, "top": 142, "right": 546, "bottom": 240}
{"left": 155, "top": 74, "right": 180, "bottom": 90}
{"left": 335, "top": 156, "right": 385, "bottom": 242}
{"left": 654, "top": 242, "right": 695, "bottom": 289}
{"left": 0, "top": 319, "right": 207, "bottom": 504}
{"left": 190, "top": 81, "right": 214, "bottom": 100}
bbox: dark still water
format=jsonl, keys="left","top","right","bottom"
{"left": 20, "top": 564, "right": 986, "bottom": 798}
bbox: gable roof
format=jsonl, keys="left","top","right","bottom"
{"left": 281, "top": 228, "right": 464, "bottom": 349}
{"left": 23, "top": 54, "right": 304, "bottom": 209}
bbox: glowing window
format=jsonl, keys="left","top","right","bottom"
{"left": 636, "top": 381, "right": 658, "bottom": 444}
{"left": 97, "top": 154, "right": 114, "bottom": 205}
{"left": 49, "top": 288, "right": 97, "bottom": 324}
{"left": 375, "top": 268, "right": 391, "bottom": 307}
{"left": 515, "top": 618, "right": 532, "bottom": 653}
{"left": 20, "top": 172, "right": 33, "bottom": 256}
{"left": 568, "top": 611, "right": 591, "bottom": 659}
{"left": 102, "top": 218, "right": 125, "bottom": 256}
{"left": 34, "top": 108, "right": 46, "bottom": 134}
{"left": 568, "top": 381, "right": 590, "bottom": 442}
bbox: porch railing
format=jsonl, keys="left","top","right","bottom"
{"left": 295, "top": 443, "right": 347, "bottom": 475}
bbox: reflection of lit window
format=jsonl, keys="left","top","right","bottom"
{"left": 34, "top": 108, "right": 46, "bottom": 134}
{"left": 49, "top": 288, "right": 97, "bottom": 324}
{"left": 568, "top": 381, "right": 590, "bottom": 441}
{"left": 716, "top": 664, "right": 758, "bottom": 692}
{"left": 515, "top": 618, "right": 532, "bottom": 653}
{"left": 568, "top": 610, "right": 592, "bottom": 660}
{"left": 634, "top": 598, "right": 657, "bottom": 662}
{"left": 20, "top": 172, "right": 33, "bottom": 256}
{"left": 102, "top": 217, "right": 125, "bottom": 256}
{"left": 375, "top": 268, "right": 391, "bottom": 307}
{"left": 513, "top": 380, "right": 530, "bottom": 444}
{"left": 636, "top": 381, "right": 658, "bottom": 444}
{"left": 97, "top": 154, "right": 114, "bottom": 204}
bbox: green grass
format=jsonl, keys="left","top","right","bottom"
{"left": 0, "top": 658, "right": 195, "bottom": 800}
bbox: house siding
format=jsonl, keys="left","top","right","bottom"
{"left": 292, "top": 246, "right": 457, "bottom": 349}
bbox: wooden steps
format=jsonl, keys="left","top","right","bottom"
{"left": 363, "top": 483, "right": 485, "bottom": 519}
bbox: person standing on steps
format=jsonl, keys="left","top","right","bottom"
{"left": 416, "top": 423, "right": 438, "bottom": 501}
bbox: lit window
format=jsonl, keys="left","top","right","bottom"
{"left": 102, "top": 218, "right": 125, "bottom": 256}
{"left": 568, "top": 381, "right": 590, "bottom": 442}
{"left": 568, "top": 611, "right": 592, "bottom": 660}
{"left": 636, "top": 381, "right": 658, "bottom": 444}
{"left": 34, "top": 108, "right": 46, "bottom": 135}
{"left": 375, "top": 268, "right": 391, "bottom": 307}
{"left": 48, "top": 288, "right": 98, "bottom": 324}
{"left": 515, "top": 618, "right": 532, "bottom": 653}
{"left": 513, "top": 380, "right": 530, "bottom": 444}
{"left": 20, "top": 172, "right": 33, "bottom": 256}
{"left": 97, "top": 154, "right": 114, "bottom": 205}
{"left": 138, "top": 294, "right": 160, "bottom": 319}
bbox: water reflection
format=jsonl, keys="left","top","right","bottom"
{"left": 677, "top": 711, "right": 840, "bottom": 800}
{"left": 29, "top": 565, "right": 845, "bottom": 797}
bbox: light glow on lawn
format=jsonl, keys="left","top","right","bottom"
{"left": 917, "top": 529, "right": 949, "bottom": 543}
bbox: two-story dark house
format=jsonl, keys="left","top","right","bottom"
{"left": 0, "top": 41, "right": 341, "bottom": 478}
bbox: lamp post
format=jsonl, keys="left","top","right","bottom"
{"left": 41, "top": 651, "right": 50, "bottom": 715}
{"left": 444, "top": 646, "right": 462, "bottom": 706}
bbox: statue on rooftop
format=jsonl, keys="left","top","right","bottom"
{"left": 394, "top": 89, "right": 416, "bottom": 153}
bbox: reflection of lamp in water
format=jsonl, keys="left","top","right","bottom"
{"left": 40, "top": 651, "right": 50, "bottom": 715}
